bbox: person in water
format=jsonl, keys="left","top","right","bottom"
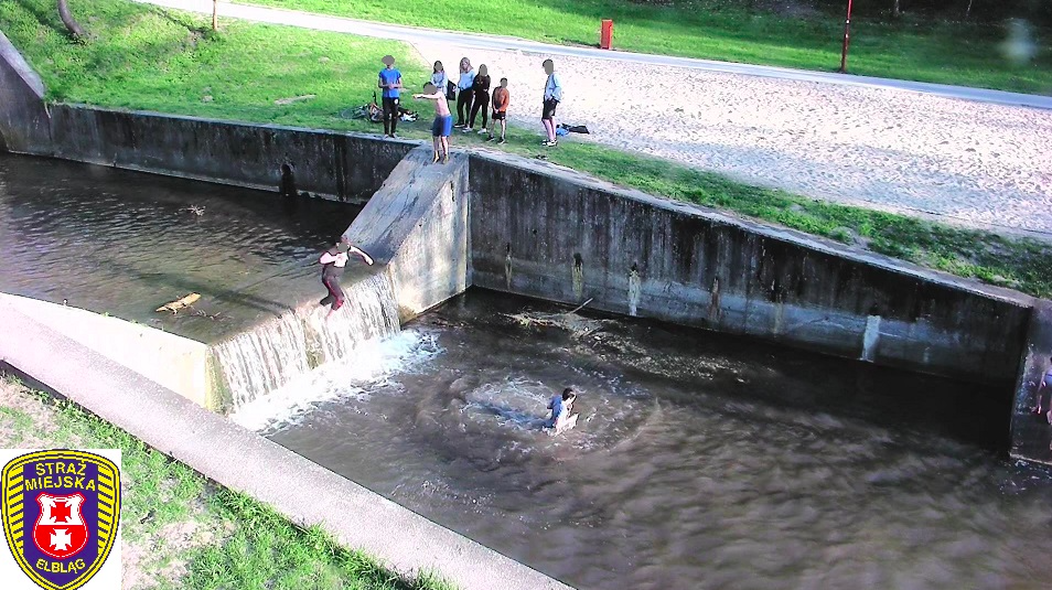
{"left": 319, "top": 237, "right": 374, "bottom": 311}
{"left": 547, "top": 387, "right": 577, "bottom": 429}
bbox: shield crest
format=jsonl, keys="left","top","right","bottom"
{"left": 33, "top": 493, "right": 90, "bottom": 560}
{"left": 2, "top": 449, "right": 121, "bottom": 590}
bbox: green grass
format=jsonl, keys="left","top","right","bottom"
{"left": 0, "top": 376, "right": 454, "bottom": 590}
{"left": 0, "top": 0, "right": 428, "bottom": 131}
{"left": 247, "top": 0, "right": 1052, "bottom": 94}
{"left": 2, "top": 0, "right": 1051, "bottom": 298}
{"left": 184, "top": 489, "right": 453, "bottom": 590}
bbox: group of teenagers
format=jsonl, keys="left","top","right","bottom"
{"left": 316, "top": 235, "right": 580, "bottom": 433}
{"left": 376, "top": 55, "right": 565, "bottom": 164}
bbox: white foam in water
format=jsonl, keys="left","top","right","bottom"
{"left": 230, "top": 329, "right": 440, "bottom": 432}
{"left": 463, "top": 377, "right": 554, "bottom": 431}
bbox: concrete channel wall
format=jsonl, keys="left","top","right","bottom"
{"left": 468, "top": 151, "right": 1036, "bottom": 388}
{"left": 42, "top": 105, "right": 414, "bottom": 202}
{"left": 0, "top": 31, "right": 51, "bottom": 153}
{"left": 0, "top": 45, "right": 411, "bottom": 203}
{"left": 0, "top": 294, "right": 216, "bottom": 408}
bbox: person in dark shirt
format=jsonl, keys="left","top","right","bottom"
{"left": 319, "top": 237, "right": 374, "bottom": 313}
{"left": 468, "top": 64, "right": 491, "bottom": 133}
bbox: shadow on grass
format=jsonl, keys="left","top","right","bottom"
{"left": 147, "top": 5, "right": 218, "bottom": 39}
{"left": 15, "top": 0, "right": 68, "bottom": 37}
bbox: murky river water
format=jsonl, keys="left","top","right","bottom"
{"left": 243, "top": 290, "right": 1052, "bottom": 590}
{"left": 0, "top": 153, "right": 359, "bottom": 342}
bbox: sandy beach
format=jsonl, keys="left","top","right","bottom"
{"left": 414, "top": 41, "right": 1052, "bottom": 236}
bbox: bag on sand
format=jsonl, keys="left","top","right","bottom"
{"left": 558, "top": 123, "right": 590, "bottom": 134}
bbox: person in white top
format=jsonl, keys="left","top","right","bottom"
{"left": 319, "top": 237, "right": 374, "bottom": 313}
{"left": 429, "top": 61, "right": 448, "bottom": 101}
{"left": 454, "top": 57, "right": 476, "bottom": 129}
{"left": 541, "top": 58, "right": 563, "bottom": 147}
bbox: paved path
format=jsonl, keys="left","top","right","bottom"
{"left": 135, "top": 0, "right": 1052, "bottom": 236}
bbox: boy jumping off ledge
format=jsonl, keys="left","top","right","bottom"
{"left": 414, "top": 83, "right": 453, "bottom": 164}
{"left": 319, "top": 237, "right": 374, "bottom": 317}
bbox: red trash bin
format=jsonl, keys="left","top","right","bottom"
{"left": 600, "top": 19, "right": 614, "bottom": 50}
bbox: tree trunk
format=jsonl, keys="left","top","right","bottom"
{"left": 893, "top": 0, "right": 901, "bottom": 18}
{"left": 57, "top": 0, "right": 86, "bottom": 39}
{"left": 212, "top": 0, "right": 218, "bottom": 31}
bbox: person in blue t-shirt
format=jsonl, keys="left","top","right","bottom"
{"left": 378, "top": 55, "right": 403, "bottom": 138}
{"left": 546, "top": 387, "right": 578, "bottom": 430}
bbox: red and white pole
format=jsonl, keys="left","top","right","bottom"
{"left": 839, "top": 0, "right": 854, "bottom": 73}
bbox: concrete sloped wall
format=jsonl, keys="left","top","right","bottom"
{"left": 468, "top": 151, "right": 1034, "bottom": 388}
{"left": 0, "top": 31, "right": 51, "bottom": 153}
{"left": 0, "top": 294, "right": 216, "bottom": 407}
{"left": 344, "top": 145, "right": 471, "bottom": 321}
{"left": 47, "top": 105, "right": 413, "bottom": 202}
{"left": 1010, "top": 301, "right": 1052, "bottom": 464}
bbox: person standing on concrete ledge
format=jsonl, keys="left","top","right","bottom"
{"left": 541, "top": 59, "right": 563, "bottom": 147}
{"left": 319, "top": 238, "right": 374, "bottom": 313}
{"left": 414, "top": 83, "right": 453, "bottom": 164}
{"left": 378, "top": 55, "right": 403, "bottom": 139}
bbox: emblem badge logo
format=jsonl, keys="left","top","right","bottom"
{"left": 2, "top": 449, "right": 121, "bottom": 590}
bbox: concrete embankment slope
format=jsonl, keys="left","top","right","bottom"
{"left": 0, "top": 297, "right": 574, "bottom": 590}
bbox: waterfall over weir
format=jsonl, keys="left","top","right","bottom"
{"left": 211, "top": 271, "right": 401, "bottom": 411}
